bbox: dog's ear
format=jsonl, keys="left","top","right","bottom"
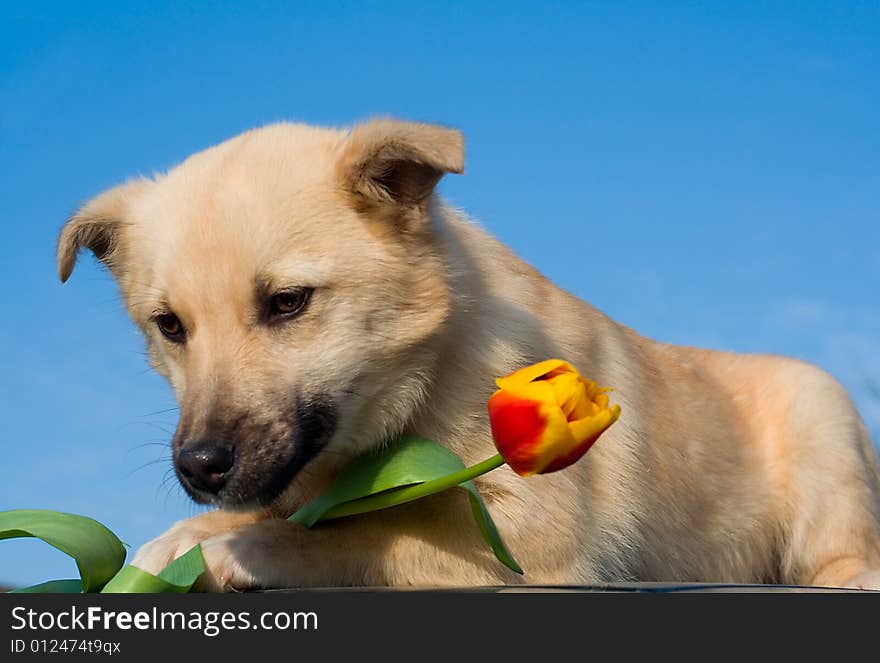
{"left": 336, "top": 118, "right": 464, "bottom": 207}
{"left": 57, "top": 178, "right": 151, "bottom": 283}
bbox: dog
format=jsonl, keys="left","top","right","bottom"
{"left": 57, "top": 118, "right": 880, "bottom": 590}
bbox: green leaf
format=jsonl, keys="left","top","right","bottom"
{"left": 101, "top": 544, "right": 205, "bottom": 593}
{"left": 290, "top": 435, "right": 523, "bottom": 574}
{"left": 0, "top": 509, "right": 126, "bottom": 592}
{"left": 290, "top": 435, "right": 463, "bottom": 527}
{"left": 460, "top": 482, "right": 524, "bottom": 575}
{"left": 10, "top": 579, "right": 84, "bottom": 594}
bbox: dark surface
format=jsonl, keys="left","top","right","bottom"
{"left": 261, "top": 582, "right": 876, "bottom": 593}
{"left": 1, "top": 582, "right": 874, "bottom": 593}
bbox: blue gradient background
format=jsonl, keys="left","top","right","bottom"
{"left": 1, "top": 1, "right": 878, "bottom": 586}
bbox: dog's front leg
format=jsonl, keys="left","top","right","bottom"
{"left": 194, "top": 490, "right": 525, "bottom": 590}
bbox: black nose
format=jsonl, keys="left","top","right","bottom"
{"left": 177, "top": 442, "right": 235, "bottom": 494}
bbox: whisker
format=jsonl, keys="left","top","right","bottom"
{"left": 125, "top": 440, "right": 170, "bottom": 455}
{"left": 126, "top": 456, "right": 173, "bottom": 478}
{"left": 115, "top": 421, "right": 175, "bottom": 437}
{"left": 139, "top": 406, "right": 180, "bottom": 417}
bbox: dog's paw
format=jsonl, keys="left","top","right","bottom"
{"left": 843, "top": 569, "right": 880, "bottom": 591}
{"left": 194, "top": 530, "right": 261, "bottom": 592}
{"left": 194, "top": 519, "right": 305, "bottom": 592}
{"left": 131, "top": 522, "right": 216, "bottom": 576}
{"left": 131, "top": 511, "right": 262, "bottom": 578}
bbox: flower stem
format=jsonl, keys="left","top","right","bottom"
{"left": 318, "top": 453, "right": 507, "bottom": 522}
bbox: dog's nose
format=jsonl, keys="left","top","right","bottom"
{"left": 177, "top": 442, "right": 235, "bottom": 494}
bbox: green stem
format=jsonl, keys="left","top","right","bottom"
{"left": 317, "top": 453, "right": 506, "bottom": 522}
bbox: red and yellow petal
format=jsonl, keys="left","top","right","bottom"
{"left": 495, "top": 359, "right": 576, "bottom": 392}
{"left": 487, "top": 390, "right": 548, "bottom": 476}
{"left": 546, "top": 372, "right": 590, "bottom": 419}
{"left": 520, "top": 401, "right": 579, "bottom": 475}
{"left": 542, "top": 404, "right": 622, "bottom": 473}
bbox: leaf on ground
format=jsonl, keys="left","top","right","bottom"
{"left": 101, "top": 544, "right": 205, "bottom": 593}
{"left": 9, "top": 578, "right": 84, "bottom": 594}
{"left": 0, "top": 509, "right": 126, "bottom": 592}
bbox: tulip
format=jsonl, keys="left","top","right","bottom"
{"left": 488, "top": 359, "right": 621, "bottom": 476}
{"left": 298, "top": 359, "right": 621, "bottom": 525}
{"left": 289, "top": 359, "right": 620, "bottom": 575}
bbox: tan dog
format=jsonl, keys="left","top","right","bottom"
{"left": 57, "top": 119, "right": 880, "bottom": 590}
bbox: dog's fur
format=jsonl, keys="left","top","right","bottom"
{"left": 58, "top": 119, "right": 880, "bottom": 589}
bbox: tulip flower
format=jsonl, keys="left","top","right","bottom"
{"left": 290, "top": 359, "right": 621, "bottom": 575}
{"left": 488, "top": 359, "right": 621, "bottom": 476}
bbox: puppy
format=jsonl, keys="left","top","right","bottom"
{"left": 57, "top": 119, "right": 880, "bottom": 590}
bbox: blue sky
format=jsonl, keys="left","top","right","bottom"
{"left": 1, "top": 2, "right": 878, "bottom": 587}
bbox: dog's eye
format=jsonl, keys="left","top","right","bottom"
{"left": 268, "top": 288, "right": 312, "bottom": 319}
{"left": 156, "top": 313, "right": 185, "bottom": 341}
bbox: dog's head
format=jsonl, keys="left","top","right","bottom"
{"left": 57, "top": 119, "right": 464, "bottom": 509}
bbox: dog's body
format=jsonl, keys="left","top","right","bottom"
{"left": 58, "top": 120, "right": 880, "bottom": 589}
